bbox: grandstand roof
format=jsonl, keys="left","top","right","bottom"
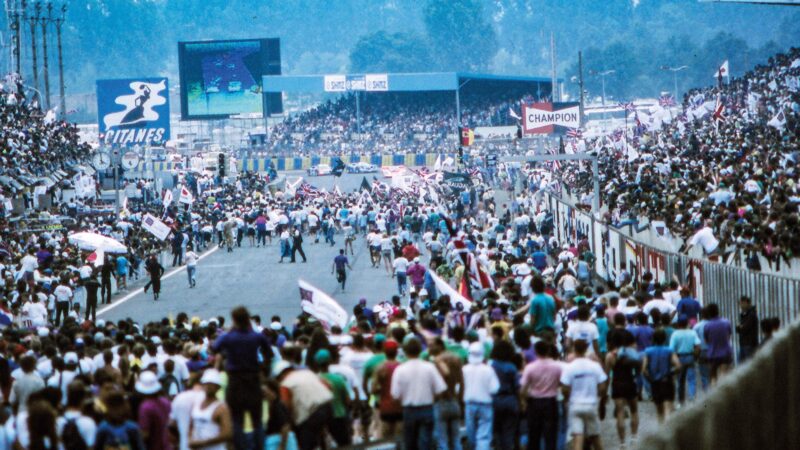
{"left": 262, "top": 72, "right": 556, "bottom": 93}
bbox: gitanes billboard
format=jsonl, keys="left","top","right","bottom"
{"left": 96, "top": 78, "right": 170, "bottom": 146}
{"left": 522, "top": 102, "right": 580, "bottom": 134}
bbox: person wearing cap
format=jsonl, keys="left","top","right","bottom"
{"left": 390, "top": 337, "right": 447, "bottom": 450}
{"left": 462, "top": 341, "right": 500, "bottom": 450}
{"left": 136, "top": 370, "right": 172, "bottom": 450}
{"left": 314, "top": 349, "right": 352, "bottom": 446}
{"left": 274, "top": 359, "right": 334, "bottom": 450}
{"left": 47, "top": 352, "right": 81, "bottom": 405}
{"left": 188, "top": 369, "right": 233, "bottom": 450}
{"left": 406, "top": 257, "right": 426, "bottom": 293}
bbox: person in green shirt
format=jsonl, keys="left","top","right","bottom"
{"left": 362, "top": 335, "right": 388, "bottom": 396}
{"left": 314, "top": 349, "right": 352, "bottom": 446}
{"left": 518, "top": 276, "right": 557, "bottom": 342}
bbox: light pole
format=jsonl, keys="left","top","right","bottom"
{"left": 589, "top": 69, "right": 615, "bottom": 120}
{"left": 661, "top": 65, "right": 688, "bottom": 103}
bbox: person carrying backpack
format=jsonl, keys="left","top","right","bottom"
{"left": 58, "top": 381, "right": 97, "bottom": 450}
{"left": 94, "top": 391, "right": 145, "bottom": 450}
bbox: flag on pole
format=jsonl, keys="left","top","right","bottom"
{"left": 162, "top": 189, "right": 173, "bottom": 208}
{"left": 618, "top": 102, "right": 636, "bottom": 112}
{"left": 768, "top": 110, "right": 787, "bottom": 131}
{"left": 178, "top": 185, "right": 194, "bottom": 204}
{"left": 87, "top": 248, "right": 105, "bottom": 267}
{"left": 659, "top": 94, "right": 676, "bottom": 107}
{"left": 713, "top": 96, "right": 726, "bottom": 122}
{"left": 566, "top": 128, "right": 582, "bottom": 139}
{"left": 298, "top": 279, "right": 348, "bottom": 329}
{"left": 713, "top": 60, "right": 729, "bottom": 79}
{"left": 508, "top": 107, "right": 521, "bottom": 121}
{"left": 433, "top": 154, "right": 443, "bottom": 171}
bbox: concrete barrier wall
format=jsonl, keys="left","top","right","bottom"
{"left": 637, "top": 317, "right": 800, "bottom": 450}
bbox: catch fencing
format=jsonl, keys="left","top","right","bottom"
{"left": 542, "top": 192, "right": 800, "bottom": 353}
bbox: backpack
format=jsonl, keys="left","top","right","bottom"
{"left": 62, "top": 418, "right": 88, "bottom": 450}
{"left": 99, "top": 422, "right": 137, "bottom": 450}
{"left": 161, "top": 373, "right": 180, "bottom": 398}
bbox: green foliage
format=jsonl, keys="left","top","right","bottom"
{"left": 350, "top": 31, "right": 433, "bottom": 73}
{"left": 422, "top": 0, "right": 498, "bottom": 71}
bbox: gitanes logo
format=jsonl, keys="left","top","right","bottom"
{"left": 98, "top": 78, "right": 170, "bottom": 146}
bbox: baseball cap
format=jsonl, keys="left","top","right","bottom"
{"left": 64, "top": 352, "right": 79, "bottom": 365}
{"left": 314, "top": 349, "right": 332, "bottom": 365}
{"left": 383, "top": 340, "right": 399, "bottom": 352}
{"left": 468, "top": 342, "right": 485, "bottom": 364}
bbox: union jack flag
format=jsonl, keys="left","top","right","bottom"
{"left": 298, "top": 182, "right": 322, "bottom": 198}
{"left": 546, "top": 147, "right": 562, "bottom": 171}
{"left": 566, "top": 128, "right": 582, "bottom": 139}
{"left": 611, "top": 129, "right": 624, "bottom": 142}
{"left": 618, "top": 102, "right": 636, "bottom": 112}
{"left": 659, "top": 94, "right": 676, "bottom": 107}
{"left": 713, "top": 95, "right": 726, "bottom": 122}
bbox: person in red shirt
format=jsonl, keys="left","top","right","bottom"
{"left": 402, "top": 241, "right": 420, "bottom": 261}
{"left": 372, "top": 340, "right": 403, "bottom": 439}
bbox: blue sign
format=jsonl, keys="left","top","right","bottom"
{"left": 96, "top": 78, "right": 170, "bottom": 146}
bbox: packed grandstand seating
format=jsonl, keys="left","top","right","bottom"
{"left": 0, "top": 82, "right": 92, "bottom": 199}
{"left": 265, "top": 85, "right": 544, "bottom": 156}
{"left": 558, "top": 47, "right": 800, "bottom": 268}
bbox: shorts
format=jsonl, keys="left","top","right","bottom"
{"left": 567, "top": 404, "right": 600, "bottom": 436}
{"left": 650, "top": 378, "right": 675, "bottom": 404}
{"left": 352, "top": 399, "right": 373, "bottom": 425}
{"left": 611, "top": 382, "right": 637, "bottom": 400}
{"left": 381, "top": 250, "right": 392, "bottom": 258}
{"left": 709, "top": 356, "right": 732, "bottom": 372}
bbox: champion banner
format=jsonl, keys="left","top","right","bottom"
{"left": 522, "top": 102, "right": 580, "bottom": 134}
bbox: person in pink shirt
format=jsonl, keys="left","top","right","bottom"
{"left": 520, "top": 341, "right": 562, "bottom": 450}
{"left": 406, "top": 258, "right": 427, "bottom": 292}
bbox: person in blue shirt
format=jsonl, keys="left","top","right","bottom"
{"left": 676, "top": 287, "right": 702, "bottom": 325}
{"left": 115, "top": 255, "right": 129, "bottom": 291}
{"left": 642, "top": 329, "right": 681, "bottom": 423}
{"left": 531, "top": 249, "right": 548, "bottom": 273}
{"left": 669, "top": 316, "right": 701, "bottom": 404}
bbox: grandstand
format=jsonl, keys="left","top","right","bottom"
{"left": 261, "top": 72, "right": 556, "bottom": 156}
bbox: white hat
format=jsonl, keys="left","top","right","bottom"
{"left": 150, "top": 336, "right": 162, "bottom": 345}
{"left": 468, "top": 342, "right": 485, "bottom": 364}
{"left": 270, "top": 321, "right": 282, "bottom": 331}
{"left": 96, "top": 319, "right": 106, "bottom": 328}
{"left": 419, "top": 289, "right": 428, "bottom": 297}
{"left": 414, "top": 257, "right": 420, "bottom": 263}
{"left": 94, "top": 331, "right": 105, "bottom": 343}
{"left": 64, "top": 352, "right": 79, "bottom": 365}
{"left": 37, "top": 327, "right": 50, "bottom": 337}
{"left": 200, "top": 369, "right": 223, "bottom": 386}
{"left": 135, "top": 371, "right": 162, "bottom": 395}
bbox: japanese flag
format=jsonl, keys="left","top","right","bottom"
{"left": 179, "top": 185, "right": 194, "bottom": 204}
{"left": 713, "top": 60, "right": 729, "bottom": 78}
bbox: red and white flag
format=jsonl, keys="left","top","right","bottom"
{"left": 713, "top": 96, "right": 726, "bottom": 122}
{"left": 179, "top": 185, "right": 194, "bottom": 204}
{"left": 713, "top": 60, "right": 729, "bottom": 79}
{"left": 163, "top": 189, "right": 173, "bottom": 208}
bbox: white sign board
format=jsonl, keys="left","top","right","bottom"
{"left": 324, "top": 75, "right": 347, "bottom": 92}
{"left": 141, "top": 213, "right": 172, "bottom": 241}
{"left": 366, "top": 74, "right": 389, "bottom": 91}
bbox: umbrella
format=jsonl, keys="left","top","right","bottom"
{"left": 68, "top": 232, "right": 127, "bottom": 254}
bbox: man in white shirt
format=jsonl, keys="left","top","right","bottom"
{"left": 643, "top": 296, "right": 677, "bottom": 321}
{"left": 53, "top": 281, "right": 73, "bottom": 326}
{"left": 391, "top": 338, "right": 446, "bottom": 450}
{"left": 392, "top": 255, "right": 409, "bottom": 296}
{"left": 462, "top": 342, "right": 499, "bottom": 450}
{"left": 170, "top": 374, "right": 205, "bottom": 450}
{"left": 560, "top": 340, "right": 608, "bottom": 450}
{"left": 565, "top": 305, "right": 601, "bottom": 357}
{"left": 686, "top": 221, "right": 719, "bottom": 257}
{"left": 185, "top": 247, "right": 199, "bottom": 288}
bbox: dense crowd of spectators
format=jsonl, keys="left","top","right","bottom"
{"left": 556, "top": 48, "right": 800, "bottom": 269}
{"left": 0, "top": 79, "right": 92, "bottom": 191}
{"left": 265, "top": 87, "right": 543, "bottom": 157}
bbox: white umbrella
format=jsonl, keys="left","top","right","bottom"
{"left": 68, "top": 232, "right": 128, "bottom": 254}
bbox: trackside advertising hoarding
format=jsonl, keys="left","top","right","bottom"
{"left": 96, "top": 78, "right": 170, "bottom": 146}
{"left": 522, "top": 102, "right": 580, "bottom": 134}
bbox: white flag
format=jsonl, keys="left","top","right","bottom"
{"left": 298, "top": 279, "right": 348, "bottom": 329}
{"left": 428, "top": 270, "right": 471, "bottom": 311}
{"left": 163, "top": 189, "right": 173, "bottom": 208}
{"left": 433, "top": 154, "right": 443, "bottom": 171}
{"left": 508, "top": 107, "right": 521, "bottom": 120}
{"left": 713, "top": 60, "right": 729, "bottom": 78}
{"left": 768, "top": 110, "right": 786, "bottom": 131}
{"left": 179, "top": 185, "right": 194, "bottom": 204}
{"left": 43, "top": 108, "right": 57, "bottom": 124}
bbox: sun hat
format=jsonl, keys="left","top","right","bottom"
{"left": 200, "top": 369, "right": 223, "bottom": 386}
{"left": 135, "top": 371, "right": 162, "bottom": 395}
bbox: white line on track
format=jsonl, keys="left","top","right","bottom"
{"left": 97, "top": 246, "right": 220, "bottom": 317}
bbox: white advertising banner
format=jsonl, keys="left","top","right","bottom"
{"left": 522, "top": 103, "right": 580, "bottom": 134}
{"left": 365, "top": 74, "right": 389, "bottom": 91}
{"left": 324, "top": 75, "right": 347, "bottom": 92}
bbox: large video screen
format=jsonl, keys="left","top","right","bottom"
{"left": 178, "top": 38, "right": 281, "bottom": 120}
